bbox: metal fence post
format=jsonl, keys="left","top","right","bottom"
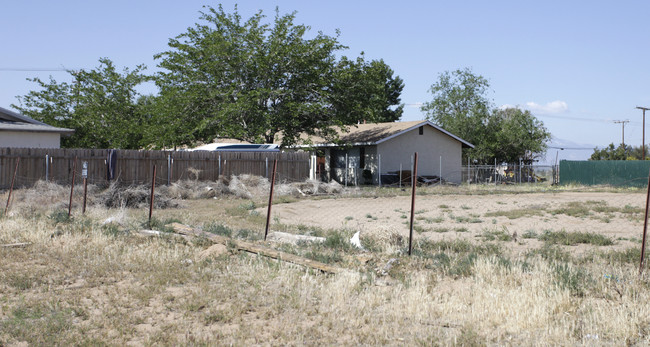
{"left": 4, "top": 157, "right": 19, "bottom": 217}
{"left": 148, "top": 165, "right": 156, "bottom": 228}
{"left": 82, "top": 161, "right": 88, "bottom": 214}
{"left": 378, "top": 154, "right": 382, "bottom": 187}
{"left": 345, "top": 153, "right": 348, "bottom": 187}
{"left": 408, "top": 152, "right": 419, "bottom": 256}
{"left": 641, "top": 168, "right": 650, "bottom": 275}
{"left": 264, "top": 159, "right": 278, "bottom": 241}
{"left": 45, "top": 154, "right": 49, "bottom": 181}
{"left": 399, "top": 163, "right": 402, "bottom": 188}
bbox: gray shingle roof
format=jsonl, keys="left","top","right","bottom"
{"left": 0, "top": 106, "right": 74, "bottom": 134}
{"left": 288, "top": 120, "right": 474, "bottom": 149}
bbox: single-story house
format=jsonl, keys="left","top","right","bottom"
{"left": 289, "top": 120, "right": 473, "bottom": 185}
{"left": 0, "top": 106, "right": 74, "bottom": 148}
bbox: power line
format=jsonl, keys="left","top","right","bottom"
{"left": 547, "top": 146, "right": 594, "bottom": 150}
{"left": 536, "top": 113, "right": 617, "bottom": 124}
{"left": 0, "top": 67, "right": 70, "bottom": 72}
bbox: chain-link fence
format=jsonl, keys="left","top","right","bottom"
{"left": 320, "top": 154, "right": 558, "bottom": 187}
{"left": 462, "top": 164, "right": 558, "bottom": 185}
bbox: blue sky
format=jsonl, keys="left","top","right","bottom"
{"left": 2, "top": 1, "right": 650, "bottom": 162}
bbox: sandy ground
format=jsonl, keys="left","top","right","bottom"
{"left": 268, "top": 191, "right": 647, "bottom": 254}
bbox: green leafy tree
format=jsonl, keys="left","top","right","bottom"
{"left": 331, "top": 55, "right": 404, "bottom": 124}
{"left": 489, "top": 107, "right": 551, "bottom": 163}
{"left": 420, "top": 68, "right": 491, "bottom": 149}
{"left": 12, "top": 58, "right": 150, "bottom": 149}
{"left": 150, "top": 5, "right": 404, "bottom": 148}
{"left": 150, "top": 6, "right": 344, "bottom": 148}
{"left": 589, "top": 143, "right": 649, "bottom": 160}
{"left": 421, "top": 68, "right": 551, "bottom": 163}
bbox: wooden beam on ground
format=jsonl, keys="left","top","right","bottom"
{"left": 168, "top": 223, "right": 342, "bottom": 274}
{"left": 1, "top": 242, "right": 32, "bottom": 248}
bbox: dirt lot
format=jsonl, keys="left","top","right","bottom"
{"left": 269, "top": 191, "right": 646, "bottom": 254}
{"left": 2, "top": 184, "right": 650, "bottom": 345}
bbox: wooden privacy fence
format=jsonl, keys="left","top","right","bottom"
{"left": 0, "top": 148, "right": 310, "bottom": 189}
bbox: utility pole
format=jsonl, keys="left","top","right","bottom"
{"left": 614, "top": 120, "right": 630, "bottom": 147}
{"left": 637, "top": 106, "right": 650, "bottom": 160}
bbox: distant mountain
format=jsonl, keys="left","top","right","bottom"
{"left": 537, "top": 138, "right": 595, "bottom": 165}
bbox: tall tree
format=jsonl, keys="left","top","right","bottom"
{"left": 489, "top": 107, "right": 551, "bottom": 163}
{"left": 420, "top": 68, "right": 491, "bottom": 148}
{"left": 151, "top": 6, "right": 344, "bottom": 148}
{"left": 150, "top": 5, "right": 404, "bottom": 149}
{"left": 13, "top": 58, "right": 150, "bottom": 149}
{"left": 421, "top": 68, "right": 551, "bottom": 163}
{"left": 331, "top": 55, "right": 404, "bottom": 124}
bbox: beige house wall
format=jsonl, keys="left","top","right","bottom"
{"left": 377, "top": 125, "right": 463, "bottom": 183}
{"left": 0, "top": 131, "right": 61, "bottom": 148}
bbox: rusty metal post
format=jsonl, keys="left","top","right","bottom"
{"left": 4, "top": 157, "right": 20, "bottom": 217}
{"left": 82, "top": 177, "right": 88, "bottom": 214}
{"left": 264, "top": 158, "right": 278, "bottom": 241}
{"left": 68, "top": 157, "right": 77, "bottom": 218}
{"left": 408, "top": 152, "right": 419, "bottom": 256}
{"left": 640, "top": 168, "right": 650, "bottom": 275}
{"left": 149, "top": 165, "right": 157, "bottom": 228}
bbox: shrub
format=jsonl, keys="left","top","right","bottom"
{"left": 539, "top": 230, "right": 614, "bottom": 246}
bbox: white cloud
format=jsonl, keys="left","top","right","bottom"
{"left": 499, "top": 100, "right": 569, "bottom": 115}
{"left": 524, "top": 100, "right": 569, "bottom": 114}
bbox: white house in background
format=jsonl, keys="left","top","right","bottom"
{"left": 289, "top": 120, "right": 474, "bottom": 185}
{"left": 0, "top": 106, "right": 74, "bottom": 148}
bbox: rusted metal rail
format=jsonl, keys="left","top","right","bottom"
{"left": 264, "top": 159, "right": 278, "bottom": 241}
{"left": 149, "top": 165, "right": 156, "bottom": 228}
{"left": 640, "top": 168, "right": 650, "bottom": 275}
{"left": 4, "top": 157, "right": 19, "bottom": 216}
{"left": 408, "top": 152, "right": 418, "bottom": 256}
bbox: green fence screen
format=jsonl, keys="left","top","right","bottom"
{"left": 560, "top": 160, "right": 650, "bottom": 187}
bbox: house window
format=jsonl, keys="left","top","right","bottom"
{"left": 360, "top": 147, "right": 365, "bottom": 168}
{"left": 419, "top": 126, "right": 424, "bottom": 135}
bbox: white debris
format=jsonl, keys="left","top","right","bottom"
{"left": 350, "top": 230, "right": 364, "bottom": 249}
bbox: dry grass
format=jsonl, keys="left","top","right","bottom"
{"left": 1, "top": 181, "right": 650, "bottom": 345}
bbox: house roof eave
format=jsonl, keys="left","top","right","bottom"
{"left": 289, "top": 141, "right": 377, "bottom": 149}
{"left": 374, "top": 120, "right": 475, "bottom": 148}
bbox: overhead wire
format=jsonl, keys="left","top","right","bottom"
{"left": 0, "top": 67, "right": 70, "bottom": 72}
